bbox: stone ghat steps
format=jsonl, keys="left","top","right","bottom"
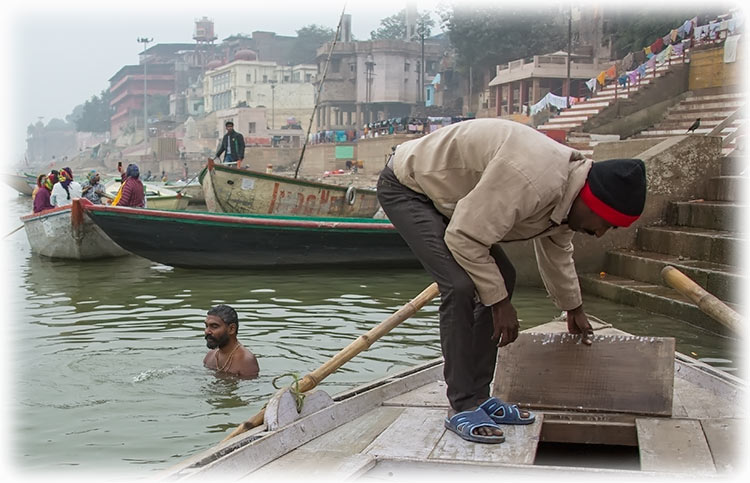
{"left": 579, "top": 272, "right": 741, "bottom": 336}
{"left": 580, "top": 155, "right": 746, "bottom": 335}
{"left": 537, "top": 56, "right": 688, "bottom": 133}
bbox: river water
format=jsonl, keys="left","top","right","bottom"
{"left": 1, "top": 185, "right": 740, "bottom": 480}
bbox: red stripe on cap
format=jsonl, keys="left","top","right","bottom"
{"left": 580, "top": 181, "right": 639, "bottom": 227}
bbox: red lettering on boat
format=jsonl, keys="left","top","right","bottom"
{"left": 269, "top": 182, "right": 280, "bottom": 213}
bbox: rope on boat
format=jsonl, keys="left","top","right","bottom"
{"left": 272, "top": 372, "right": 307, "bottom": 413}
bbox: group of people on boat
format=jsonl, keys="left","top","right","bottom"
{"left": 31, "top": 163, "right": 146, "bottom": 213}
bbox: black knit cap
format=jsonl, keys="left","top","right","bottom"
{"left": 581, "top": 158, "right": 647, "bottom": 227}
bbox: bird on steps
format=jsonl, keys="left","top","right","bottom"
{"left": 686, "top": 118, "right": 701, "bottom": 133}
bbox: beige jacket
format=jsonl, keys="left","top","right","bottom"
{"left": 391, "top": 119, "right": 592, "bottom": 310}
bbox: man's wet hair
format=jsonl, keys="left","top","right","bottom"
{"left": 207, "top": 304, "right": 239, "bottom": 328}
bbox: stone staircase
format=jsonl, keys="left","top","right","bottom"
{"left": 580, "top": 153, "right": 747, "bottom": 335}
{"left": 634, "top": 91, "right": 746, "bottom": 156}
{"left": 537, "top": 54, "right": 689, "bottom": 136}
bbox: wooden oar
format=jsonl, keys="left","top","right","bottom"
{"left": 3, "top": 224, "right": 24, "bottom": 239}
{"left": 661, "top": 265, "right": 742, "bottom": 333}
{"left": 222, "top": 282, "right": 440, "bottom": 442}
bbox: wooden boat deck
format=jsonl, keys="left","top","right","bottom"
{"left": 163, "top": 319, "right": 745, "bottom": 481}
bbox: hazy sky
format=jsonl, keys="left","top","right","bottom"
{"left": 1, "top": 0, "right": 446, "bottom": 164}
{"left": 1, "top": 0, "right": 740, "bottom": 166}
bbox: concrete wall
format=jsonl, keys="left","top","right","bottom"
{"left": 356, "top": 134, "right": 417, "bottom": 175}
{"left": 244, "top": 147, "right": 303, "bottom": 172}
{"left": 502, "top": 135, "right": 723, "bottom": 289}
{"left": 592, "top": 138, "right": 663, "bottom": 161}
{"left": 689, "top": 43, "right": 745, "bottom": 90}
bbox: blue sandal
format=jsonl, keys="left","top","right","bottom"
{"left": 480, "top": 397, "right": 536, "bottom": 425}
{"left": 444, "top": 407, "right": 505, "bottom": 444}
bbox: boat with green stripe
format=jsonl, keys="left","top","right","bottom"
{"left": 79, "top": 198, "right": 415, "bottom": 269}
{"left": 199, "top": 159, "right": 380, "bottom": 217}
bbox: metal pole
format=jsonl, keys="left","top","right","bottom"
{"left": 137, "top": 37, "right": 153, "bottom": 145}
{"left": 271, "top": 83, "right": 275, "bottom": 129}
{"left": 420, "top": 24, "right": 425, "bottom": 105}
{"left": 566, "top": 4, "right": 572, "bottom": 108}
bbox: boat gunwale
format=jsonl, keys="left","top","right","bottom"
{"left": 20, "top": 204, "right": 73, "bottom": 222}
{"left": 210, "top": 162, "right": 377, "bottom": 194}
{"left": 163, "top": 322, "right": 745, "bottom": 479}
{"left": 84, "top": 204, "right": 396, "bottom": 231}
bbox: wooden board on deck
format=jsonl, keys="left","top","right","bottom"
{"left": 430, "top": 414, "right": 544, "bottom": 464}
{"left": 384, "top": 381, "right": 449, "bottom": 407}
{"left": 251, "top": 449, "right": 375, "bottom": 480}
{"left": 636, "top": 418, "right": 716, "bottom": 474}
{"left": 298, "top": 406, "right": 405, "bottom": 454}
{"left": 364, "top": 407, "right": 446, "bottom": 460}
{"left": 700, "top": 418, "right": 743, "bottom": 473}
{"left": 493, "top": 332, "right": 675, "bottom": 415}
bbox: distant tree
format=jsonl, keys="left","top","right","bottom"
{"left": 438, "top": 4, "right": 565, "bottom": 75}
{"left": 370, "top": 9, "right": 435, "bottom": 40}
{"left": 290, "top": 24, "right": 336, "bottom": 65}
{"left": 74, "top": 89, "right": 112, "bottom": 133}
{"left": 46, "top": 118, "right": 71, "bottom": 130}
{"left": 604, "top": 7, "right": 725, "bottom": 57}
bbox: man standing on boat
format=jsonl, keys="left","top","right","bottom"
{"left": 214, "top": 121, "right": 245, "bottom": 169}
{"left": 203, "top": 304, "right": 259, "bottom": 379}
{"left": 377, "top": 118, "right": 646, "bottom": 444}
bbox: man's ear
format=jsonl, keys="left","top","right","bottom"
{"left": 229, "top": 323, "right": 238, "bottom": 336}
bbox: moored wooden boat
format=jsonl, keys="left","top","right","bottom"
{"left": 166, "top": 181, "right": 205, "bottom": 204}
{"left": 160, "top": 318, "right": 745, "bottom": 480}
{"left": 104, "top": 180, "right": 192, "bottom": 211}
{"left": 3, "top": 172, "right": 36, "bottom": 196}
{"left": 199, "top": 159, "right": 380, "bottom": 217}
{"left": 82, "top": 202, "right": 417, "bottom": 269}
{"left": 20, "top": 199, "right": 129, "bottom": 260}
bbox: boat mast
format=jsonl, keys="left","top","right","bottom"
{"left": 294, "top": 3, "right": 347, "bottom": 179}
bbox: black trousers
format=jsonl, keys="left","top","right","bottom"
{"left": 377, "top": 165, "right": 516, "bottom": 412}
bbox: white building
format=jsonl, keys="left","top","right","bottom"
{"left": 203, "top": 55, "right": 317, "bottom": 130}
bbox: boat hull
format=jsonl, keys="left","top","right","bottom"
{"left": 146, "top": 195, "right": 190, "bottom": 211}
{"left": 3, "top": 173, "right": 35, "bottom": 196}
{"left": 162, "top": 319, "right": 746, "bottom": 479}
{"left": 20, "top": 201, "right": 129, "bottom": 260}
{"left": 83, "top": 205, "right": 417, "bottom": 269}
{"left": 200, "top": 161, "right": 380, "bottom": 217}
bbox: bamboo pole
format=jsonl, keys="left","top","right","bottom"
{"left": 661, "top": 265, "right": 743, "bottom": 333}
{"left": 3, "top": 225, "right": 24, "bottom": 239}
{"left": 222, "top": 282, "right": 440, "bottom": 442}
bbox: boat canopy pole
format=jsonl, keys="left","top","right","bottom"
{"left": 221, "top": 282, "right": 440, "bottom": 442}
{"left": 293, "top": 3, "right": 348, "bottom": 179}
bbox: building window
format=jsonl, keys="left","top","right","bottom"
{"left": 246, "top": 73, "right": 252, "bottom": 83}
{"left": 212, "top": 72, "right": 230, "bottom": 93}
{"left": 246, "top": 90, "right": 252, "bottom": 101}
{"left": 248, "top": 122, "right": 256, "bottom": 134}
{"left": 305, "top": 73, "right": 312, "bottom": 82}
{"left": 404, "top": 62, "right": 410, "bottom": 72}
{"left": 331, "top": 59, "right": 340, "bottom": 73}
{"left": 211, "top": 91, "right": 231, "bottom": 110}
{"left": 263, "top": 74, "right": 268, "bottom": 83}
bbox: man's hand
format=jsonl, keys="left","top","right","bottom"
{"left": 567, "top": 305, "right": 594, "bottom": 345}
{"left": 491, "top": 298, "right": 519, "bottom": 347}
